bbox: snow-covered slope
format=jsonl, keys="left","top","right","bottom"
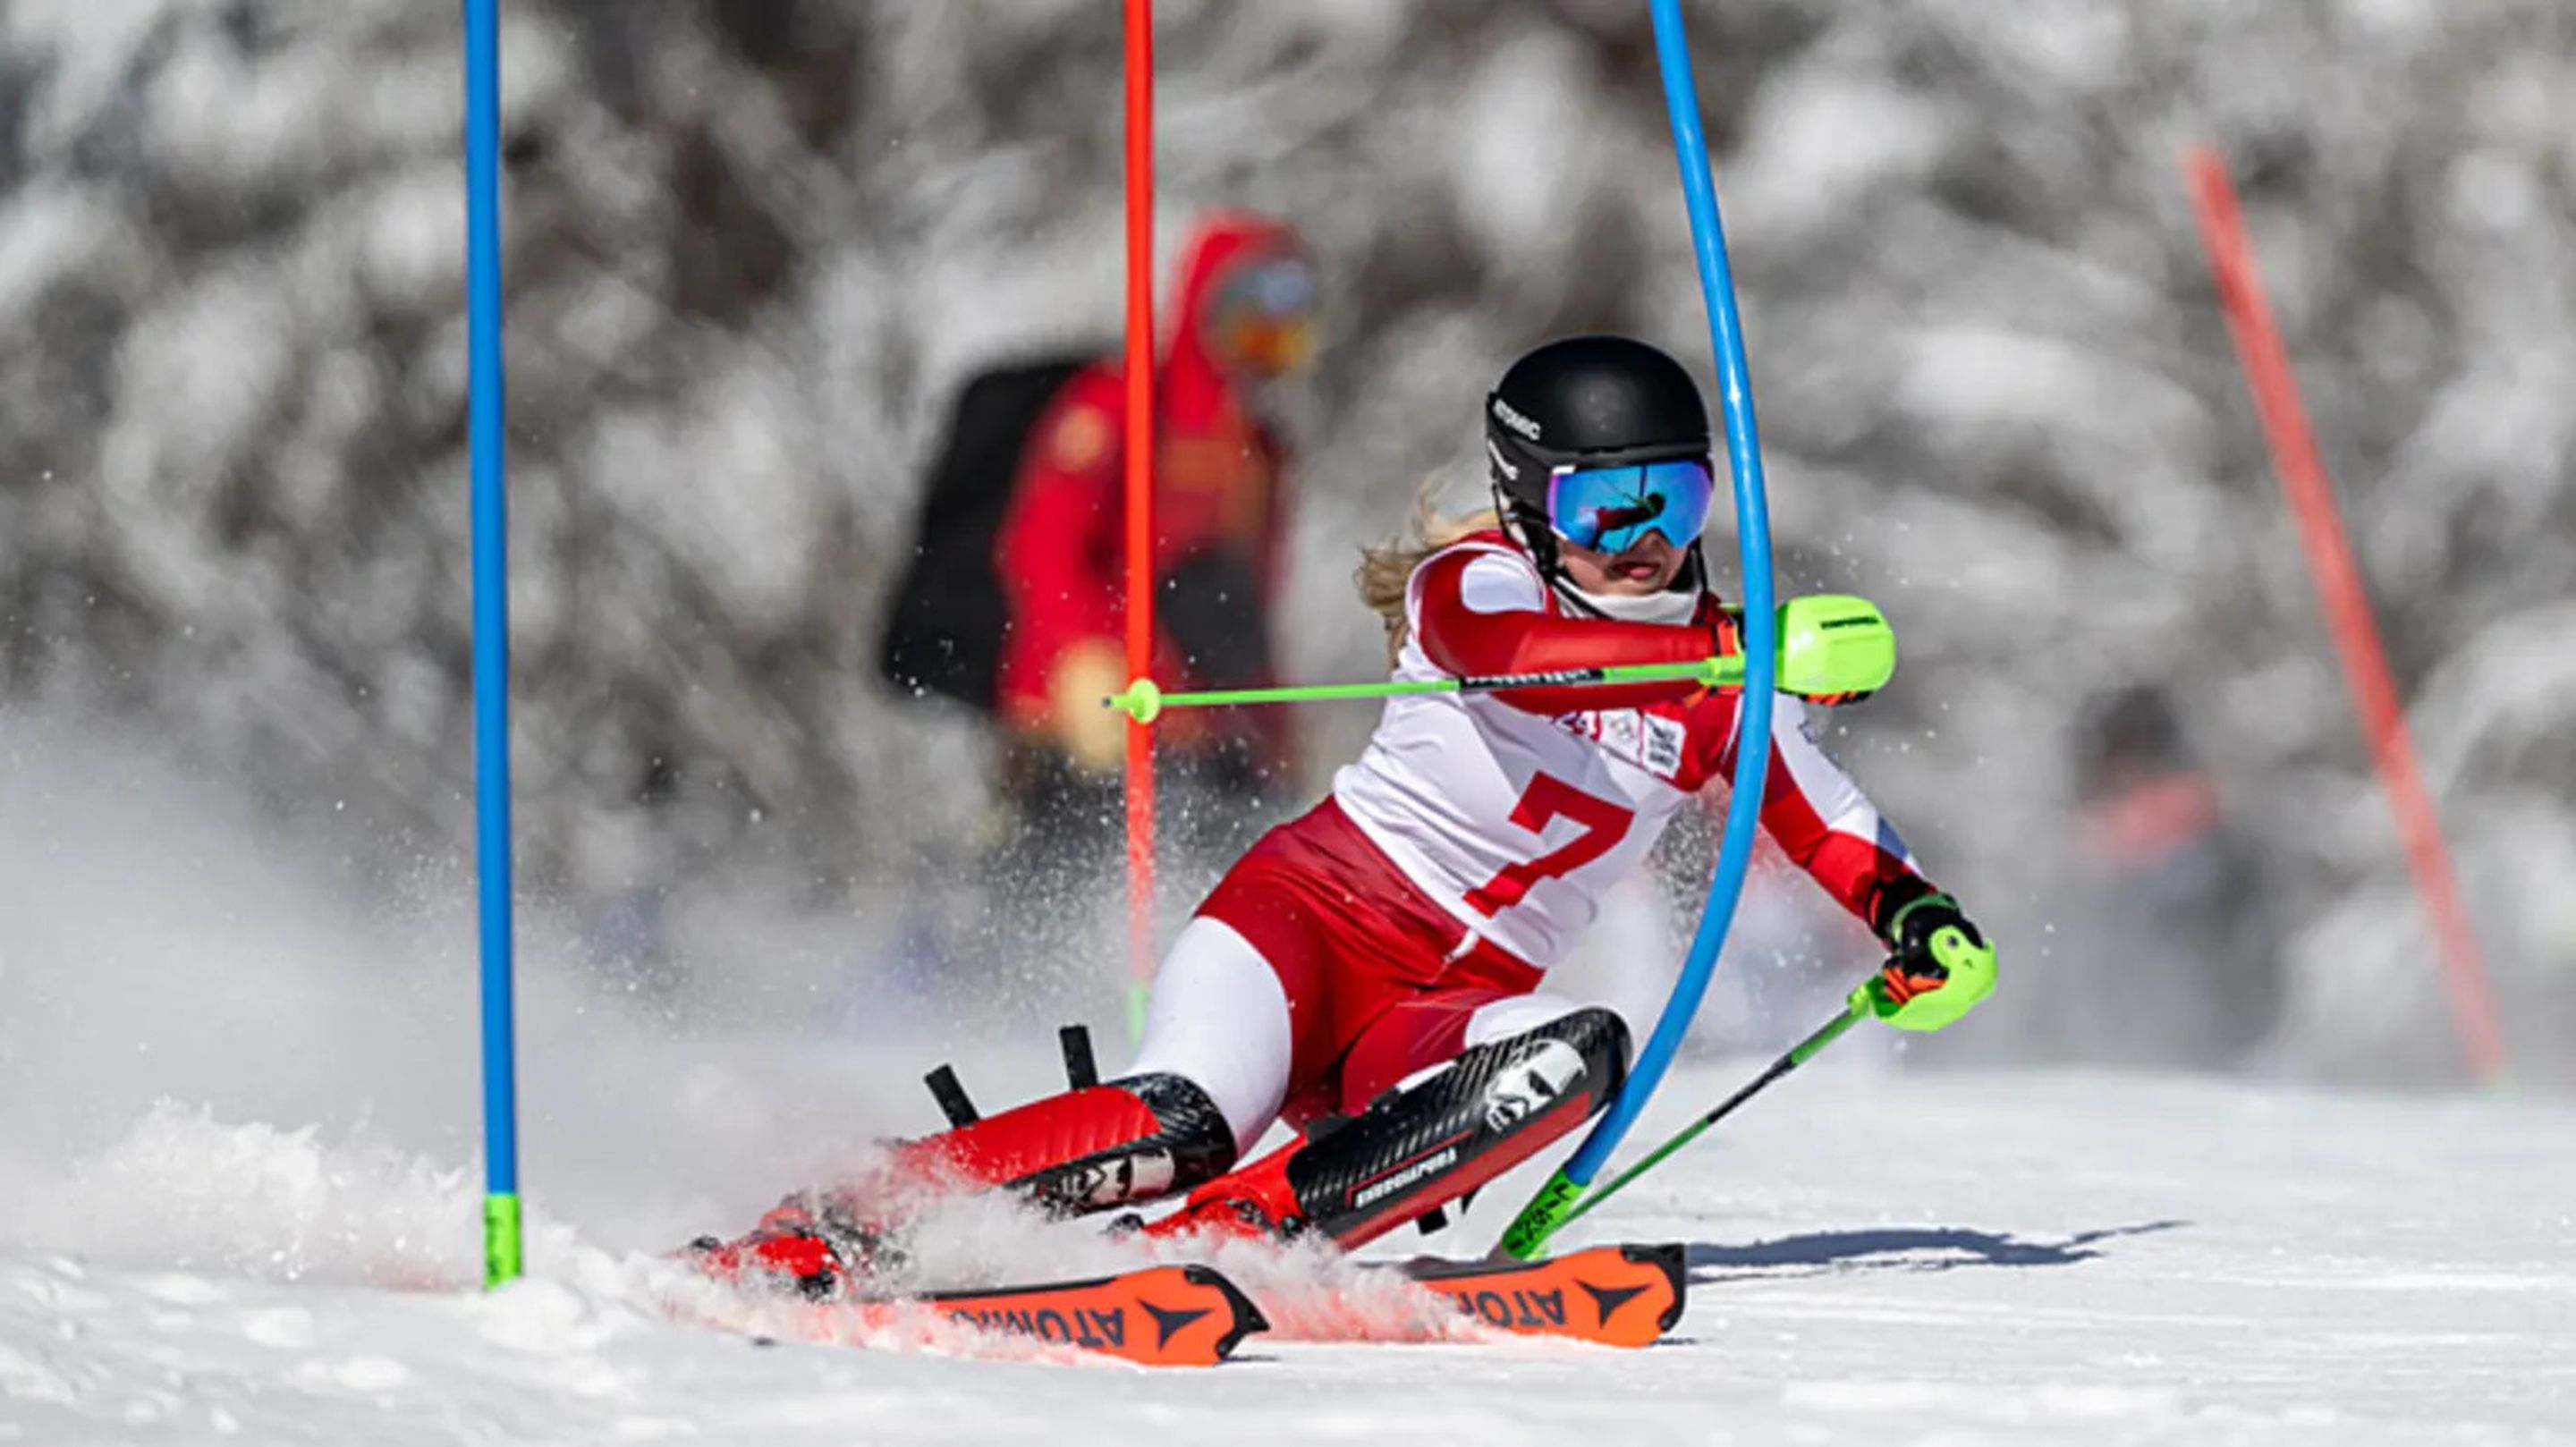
{"left": 4, "top": 677, "right": 2570, "bottom": 1444}
{"left": 4, "top": 1067, "right": 2570, "bottom": 1446}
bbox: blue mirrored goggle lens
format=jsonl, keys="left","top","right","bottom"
{"left": 1218, "top": 258, "right": 1318, "bottom": 318}
{"left": 1546, "top": 459, "right": 1715, "bottom": 553}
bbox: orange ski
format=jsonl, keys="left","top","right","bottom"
{"left": 1401, "top": 1243, "right": 1684, "bottom": 1348}
{"left": 889, "top": 1264, "right": 1267, "bottom": 1367}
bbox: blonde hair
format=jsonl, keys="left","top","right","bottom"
{"left": 1354, "top": 474, "right": 1503, "bottom": 662}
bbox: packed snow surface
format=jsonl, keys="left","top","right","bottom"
{"left": 4, "top": 1067, "right": 2569, "bottom": 1446}
{"left": 1, "top": 723, "right": 2565, "bottom": 1442}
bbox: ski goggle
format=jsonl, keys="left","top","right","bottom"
{"left": 1545, "top": 457, "right": 1716, "bottom": 553}
{"left": 1206, "top": 257, "right": 1318, "bottom": 376}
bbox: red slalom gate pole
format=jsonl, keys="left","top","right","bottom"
{"left": 2184, "top": 145, "right": 2509, "bottom": 1081}
{"left": 1121, "top": 0, "right": 1157, "bottom": 1045}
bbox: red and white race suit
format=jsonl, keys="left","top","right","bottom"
{"left": 1333, "top": 532, "right": 1924, "bottom": 969}
{"left": 730, "top": 529, "right": 1949, "bottom": 1261}
{"left": 1128, "top": 530, "right": 1934, "bottom": 1150}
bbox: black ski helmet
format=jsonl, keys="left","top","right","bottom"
{"left": 1484, "top": 335, "right": 1712, "bottom": 583}
{"left": 1486, "top": 335, "right": 1709, "bottom": 510}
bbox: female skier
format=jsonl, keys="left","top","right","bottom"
{"left": 702, "top": 334, "right": 1996, "bottom": 1293}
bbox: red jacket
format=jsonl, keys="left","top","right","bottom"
{"left": 993, "top": 214, "right": 1299, "bottom": 772}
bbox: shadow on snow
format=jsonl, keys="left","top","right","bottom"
{"left": 1683, "top": 1219, "right": 2187, "bottom": 1282}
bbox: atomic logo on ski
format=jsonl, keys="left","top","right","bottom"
{"left": 1393, "top": 1243, "right": 1686, "bottom": 1349}
{"left": 1579, "top": 1280, "right": 1649, "bottom": 1325}
{"left": 733, "top": 1263, "right": 1268, "bottom": 1367}
{"left": 1140, "top": 1299, "right": 1212, "bottom": 1351}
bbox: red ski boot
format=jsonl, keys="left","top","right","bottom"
{"left": 691, "top": 1070, "right": 1241, "bottom": 1294}
{"left": 1134, "top": 1140, "right": 1305, "bottom": 1244}
{"left": 687, "top": 1195, "right": 894, "bottom": 1300}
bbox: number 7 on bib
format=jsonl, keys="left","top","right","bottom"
{"left": 1464, "top": 774, "right": 1636, "bottom": 916}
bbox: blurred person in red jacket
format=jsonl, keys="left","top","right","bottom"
{"left": 991, "top": 212, "right": 1309, "bottom": 845}
{"left": 878, "top": 213, "right": 1315, "bottom": 969}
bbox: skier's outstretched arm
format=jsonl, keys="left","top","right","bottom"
{"left": 1724, "top": 698, "right": 1997, "bottom": 1031}
{"left": 1412, "top": 548, "right": 1722, "bottom": 714}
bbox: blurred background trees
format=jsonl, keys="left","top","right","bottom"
{"left": 2, "top": 1, "right": 2569, "bottom": 1083}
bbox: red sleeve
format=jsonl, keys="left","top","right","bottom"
{"left": 1754, "top": 753, "right": 1927, "bottom": 931}
{"left": 1706, "top": 705, "right": 1936, "bottom": 939}
{"left": 996, "top": 378, "right": 1125, "bottom": 676}
{"left": 1413, "top": 549, "right": 1723, "bottom": 715}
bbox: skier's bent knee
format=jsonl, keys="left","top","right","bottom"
{"left": 1147, "top": 1007, "right": 1631, "bottom": 1248}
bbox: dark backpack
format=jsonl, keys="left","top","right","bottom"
{"left": 877, "top": 353, "right": 1096, "bottom": 712}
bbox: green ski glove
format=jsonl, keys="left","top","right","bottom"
{"left": 1854, "top": 893, "right": 1996, "bottom": 1033}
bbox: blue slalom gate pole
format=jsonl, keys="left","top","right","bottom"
{"left": 465, "top": 0, "right": 522, "bottom": 1286}
{"left": 1499, "top": 0, "right": 1777, "bottom": 1257}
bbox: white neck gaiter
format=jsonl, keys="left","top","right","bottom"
{"left": 1556, "top": 583, "right": 1703, "bottom": 626}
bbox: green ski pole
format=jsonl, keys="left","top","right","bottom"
{"left": 1112, "top": 656, "right": 1734, "bottom": 723}
{"left": 1107, "top": 594, "right": 1895, "bottom": 724}
{"left": 1536, "top": 989, "right": 1870, "bottom": 1240}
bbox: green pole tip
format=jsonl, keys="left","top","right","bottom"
{"left": 483, "top": 1192, "right": 523, "bottom": 1287}
{"left": 1497, "top": 1169, "right": 1585, "bottom": 1260}
{"left": 1108, "top": 678, "right": 1163, "bottom": 724}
